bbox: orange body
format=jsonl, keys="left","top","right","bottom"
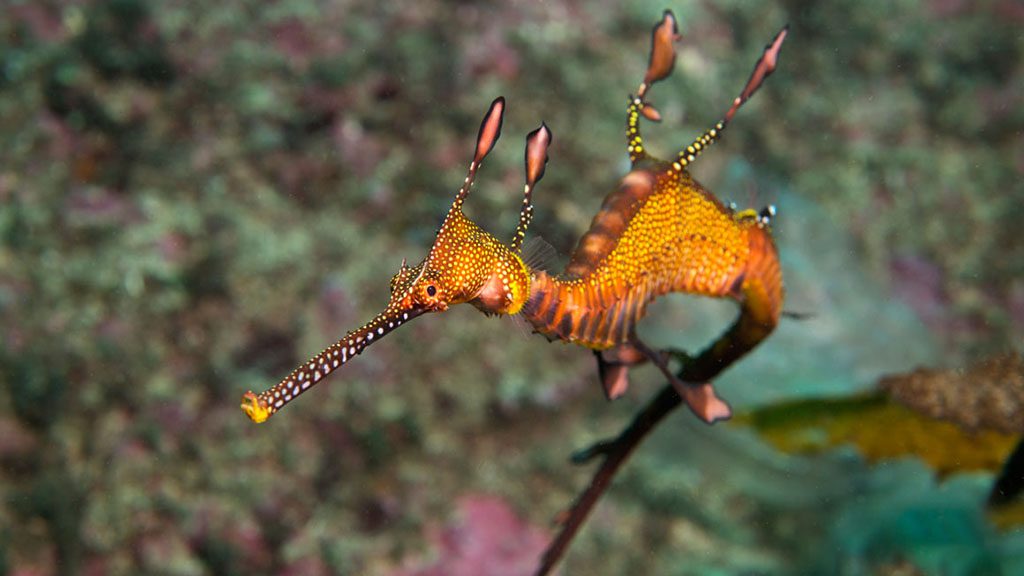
{"left": 524, "top": 163, "right": 782, "bottom": 350}
{"left": 241, "top": 10, "right": 787, "bottom": 424}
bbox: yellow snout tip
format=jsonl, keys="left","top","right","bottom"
{"left": 241, "top": 391, "right": 271, "bottom": 424}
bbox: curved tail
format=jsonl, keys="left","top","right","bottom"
{"left": 685, "top": 224, "right": 782, "bottom": 381}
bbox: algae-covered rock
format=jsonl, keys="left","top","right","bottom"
{"left": 881, "top": 353, "right": 1024, "bottom": 435}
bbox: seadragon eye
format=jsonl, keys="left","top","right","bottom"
{"left": 426, "top": 285, "right": 437, "bottom": 297}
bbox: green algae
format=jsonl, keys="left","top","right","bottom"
{"left": 737, "top": 393, "right": 1020, "bottom": 477}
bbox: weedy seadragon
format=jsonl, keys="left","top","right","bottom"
{"left": 241, "top": 12, "right": 786, "bottom": 433}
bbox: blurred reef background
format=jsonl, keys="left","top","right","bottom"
{"left": 1, "top": 0, "right": 1023, "bottom": 574}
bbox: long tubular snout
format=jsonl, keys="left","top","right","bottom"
{"left": 241, "top": 307, "right": 424, "bottom": 423}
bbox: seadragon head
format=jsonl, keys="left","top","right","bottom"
{"left": 241, "top": 97, "right": 552, "bottom": 423}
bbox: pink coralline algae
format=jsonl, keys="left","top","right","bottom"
{"left": 392, "top": 494, "right": 549, "bottom": 576}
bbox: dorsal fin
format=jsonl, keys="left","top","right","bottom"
{"left": 522, "top": 235, "right": 559, "bottom": 273}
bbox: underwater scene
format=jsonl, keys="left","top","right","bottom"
{"left": 2, "top": 0, "right": 1023, "bottom": 574}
